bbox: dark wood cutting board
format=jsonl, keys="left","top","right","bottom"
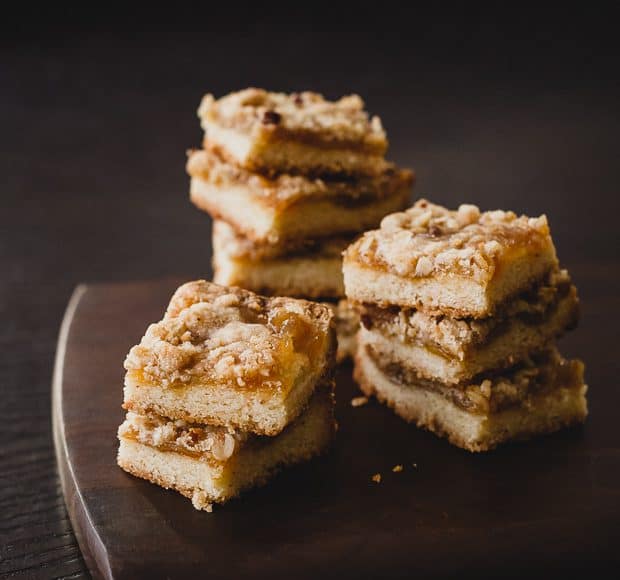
{"left": 53, "top": 277, "right": 620, "bottom": 579}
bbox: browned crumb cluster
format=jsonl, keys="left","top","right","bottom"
{"left": 349, "top": 198, "right": 555, "bottom": 282}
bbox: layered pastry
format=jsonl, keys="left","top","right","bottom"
{"left": 197, "top": 88, "right": 388, "bottom": 177}
{"left": 212, "top": 220, "right": 349, "bottom": 299}
{"left": 123, "top": 281, "right": 336, "bottom": 436}
{"left": 354, "top": 343, "right": 587, "bottom": 452}
{"left": 118, "top": 280, "right": 337, "bottom": 511}
{"left": 118, "top": 386, "right": 335, "bottom": 511}
{"left": 346, "top": 199, "right": 587, "bottom": 451}
{"left": 187, "top": 148, "right": 413, "bottom": 245}
{"left": 343, "top": 199, "right": 558, "bottom": 318}
{"left": 357, "top": 269, "right": 579, "bottom": 384}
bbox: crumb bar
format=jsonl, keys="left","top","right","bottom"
{"left": 118, "top": 386, "right": 335, "bottom": 511}
{"left": 187, "top": 148, "right": 413, "bottom": 244}
{"left": 344, "top": 199, "right": 559, "bottom": 318}
{"left": 197, "top": 88, "right": 388, "bottom": 176}
{"left": 354, "top": 342, "right": 587, "bottom": 452}
{"left": 212, "top": 221, "right": 347, "bottom": 299}
{"left": 123, "top": 281, "right": 336, "bottom": 435}
{"left": 356, "top": 269, "right": 579, "bottom": 383}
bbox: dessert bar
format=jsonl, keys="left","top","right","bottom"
{"left": 123, "top": 281, "right": 335, "bottom": 435}
{"left": 197, "top": 88, "right": 388, "bottom": 176}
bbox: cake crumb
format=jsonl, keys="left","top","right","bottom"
{"left": 351, "top": 396, "right": 369, "bottom": 407}
{"left": 392, "top": 464, "right": 403, "bottom": 473}
{"left": 205, "top": 504, "right": 213, "bottom": 513}
{"left": 371, "top": 473, "right": 382, "bottom": 483}
{"left": 412, "top": 463, "right": 418, "bottom": 468}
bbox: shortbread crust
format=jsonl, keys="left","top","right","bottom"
{"left": 344, "top": 199, "right": 558, "bottom": 318}
{"left": 356, "top": 270, "right": 578, "bottom": 382}
{"left": 188, "top": 148, "right": 413, "bottom": 244}
{"left": 212, "top": 221, "right": 347, "bottom": 299}
{"left": 197, "top": 88, "right": 388, "bottom": 176}
{"left": 123, "top": 281, "right": 335, "bottom": 435}
{"left": 354, "top": 344, "right": 587, "bottom": 452}
{"left": 118, "top": 387, "right": 335, "bottom": 510}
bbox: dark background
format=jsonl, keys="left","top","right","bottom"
{"left": 2, "top": 6, "right": 619, "bottom": 578}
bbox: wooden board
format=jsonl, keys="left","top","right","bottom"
{"left": 53, "top": 279, "right": 620, "bottom": 579}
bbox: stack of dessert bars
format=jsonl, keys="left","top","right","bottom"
{"left": 344, "top": 199, "right": 587, "bottom": 451}
{"left": 118, "top": 281, "right": 337, "bottom": 511}
{"left": 186, "top": 88, "right": 414, "bottom": 359}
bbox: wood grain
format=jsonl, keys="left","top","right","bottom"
{"left": 51, "top": 278, "right": 620, "bottom": 579}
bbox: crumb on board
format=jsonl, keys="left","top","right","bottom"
{"left": 412, "top": 462, "right": 418, "bottom": 468}
{"left": 371, "top": 473, "right": 382, "bottom": 483}
{"left": 351, "top": 396, "right": 369, "bottom": 407}
{"left": 392, "top": 464, "right": 403, "bottom": 473}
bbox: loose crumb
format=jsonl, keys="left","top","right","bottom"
{"left": 371, "top": 473, "right": 382, "bottom": 483}
{"left": 205, "top": 504, "right": 213, "bottom": 513}
{"left": 392, "top": 464, "right": 403, "bottom": 473}
{"left": 412, "top": 463, "right": 418, "bottom": 468}
{"left": 351, "top": 396, "right": 369, "bottom": 407}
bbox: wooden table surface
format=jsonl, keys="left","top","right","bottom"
{"left": 2, "top": 9, "right": 619, "bottom": 579}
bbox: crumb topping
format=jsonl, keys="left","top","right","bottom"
{"left": 119, "top": 411, "right": 248, "bottom": 461}
{"left": 349, "top": 199, "right": 555, "bottom": 282}
{"left": 350, "top": 396, "right": 369, "bottom": 407}
{"left": 198, "top": 88, "right": 387, "bottom": 148}
{"left": 371, "top": 345, "right": 584, "bottom": 414}
{"left": 187, "top": 148, "right": 413, "bottom": 208}
{"left": 358, "top": 269, "right": 577, "bottom": 358}
{"left": 124, "top": 281, "right": 333, "bottom": 390}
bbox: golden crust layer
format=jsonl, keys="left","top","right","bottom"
{"left": 363, "top": 341, "right": 584, "bottom": 415}
{"left": 354, "top": 346, "right": 587, "bottom": 452}
{"left": 186, "top": 148, "right": 413, "bottom": 211}
{"left": 125, "top": 280, "right": 334, "bottom": 394}
{"left": 357, "top": 269, "right": 579, "bottom": 361}
{"left": 347, "top": 198, "right": 557, "bottom": 284}
{"left": 198, "top": 88, "right": 387, "bottom": 152}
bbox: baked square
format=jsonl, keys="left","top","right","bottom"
{"left": 118, "top": 386, "right": 335, "bottom": 511}
{"left": 354, "top": 340, "right": 587, "bottom": 452}
{"left": 212, "top": 220, "right": 348, "bottom": 299}
{"left": 197, "top": 88, "right": 388, "bottom": 176}
{"left": 357, "top": 269, "right": 579, "bottom": 383}
{"left": 188, "top": 148, "right": 413, "bottom": 244}
{"left": 123, "top": 281, "right": 336, "bottom": 435}
{"left": 344, "top": 199, "right": 559, "bottom": 318}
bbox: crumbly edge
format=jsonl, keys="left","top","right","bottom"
{"left": 346, "top": 198, "right": 557, "bottom": 284}
{"left": 197, "top": 88, "right": 387, "bottom": 149}
{"left": 361, "top": 339, "right": 585, "bottom": 415}
{"left": 117, "top": 387, "right": 336, "bottom": 509}
{"left": 123, "top": 280, "right": 334, "bottom": 390}
{"left": 354, "top": 346, "right": 587, "bottom": 452}
{"left": 187, "top": 148, "right": 414, "bottom": 209}
{"left": 355, "top": 269, "right": 578, "bottom": 359}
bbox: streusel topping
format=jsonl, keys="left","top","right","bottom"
{"left": 187, "top": 148, "right": 412, "bottom": 208}
{"left": 119, "top": 411, "right": 248, "bottom": 461}
{"left": 124, "top": 281, "right": 332, "bottom": 390}
{"left": 198, "top": 88, "right": 387, "bottom": 147}
{"left": 350, "top": 199, "right": 555, "bottom": 282}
